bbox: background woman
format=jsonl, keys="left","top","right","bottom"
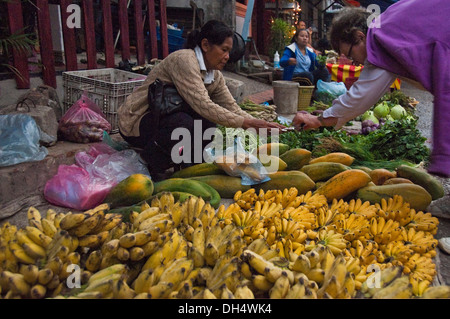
{"left": 280, "top": 29, "right": 329, "bottom": 85}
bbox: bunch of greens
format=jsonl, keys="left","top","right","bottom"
{"left": 365, "top": 117, "right": 430, "bottom": 164}
{"left": 270, "top": 116, "right": 429, "bottom": 169}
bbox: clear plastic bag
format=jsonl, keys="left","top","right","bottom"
{"left": 44, "top": 143, "right": 149, "bottom": 210}
{"left": 205, "top": 137, "right": 270, "bottom": 186}
{"left": 58, "top": 92, "right": 111, "bottom": 143}
{"left": 0, "top": 114, "right": 48, "bottom": 167}
{"left": 315, "top": 80, "right": 347, "bottom": 104}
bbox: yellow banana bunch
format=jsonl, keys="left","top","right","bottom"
{"left": 280, "top": 187, "right": 299, "bottom": 208}
{"left": 257, "top": 201, "right": 283, "bottom": 219}
{"left": 403, "top": 209, "right": 439, "bottom": 234}
{"left": 265, "top": 217, "right": 307, "bottom": 251}
{"left": 241, "top": 249, "right": 294, "bottom": 285}
{"left": 420, "top": 285, "right": 450, "bottom": 299}
{"left": 206, "top": 255, "right": 241, "bottom": 296}
{"left": 234, "top": 284, "right": 255, "bottom": 299}
{"left": 27, "top": 207, "right": 43, "bottom": 232}
{"left": 371, "top": 275, "right": 413, "bottom": 299}
{"left": 285, "top": 276, "right": 318, "bottom": 299}
{"left": 404, "top": 253, "right": 436, "bottom": 282}
{"left": 359, "top": 266, "right": 404, "bottom": 298}
{"left": 269, "top": 271, "right": 291, "bottom": 298}
{"left": 317, "top": 256, "right": 356, "bottom": 299}
{"left": 400, "top": 227, "right": 438, "bottom": 254}
{"left": 290, "top": 191, "right": 328, "bottom": 211}
{"left": 216, "top": 203, "right": 240, "bottom": 227}
{"left": 381, "top": 241, "right": 414, "bottom": 267}
{"left": 369, "top": 216, "right": 402, "bottom": 245}
{"left": 345, "top": 198, "right": 377, "bottom": 219}
{"left": 142, "top": 229, "right": 187, "bottom": 271}
{"left": 231, "top": 210, "right": 264, "bottom": 244}
{"left": 347, "top": 239, "right": 377, "bottom": 266}
{"left": 234, "top": 188, "right": 258, "bottom": 210}
{"left": 332, "top": 213, "right": 370, "bottom": 241}
{"left": 328, "top": 198, "right": 349, "bottom": 215}
{"left": 280, "top": 206, "right": 316, "bottom": 231}
{"left": 314, "top": 207, "right": 337, "bottom": 230}
{"left": 375, "top": 195, "right": 411, "bottom": 222}
{"left": 307, "top": 229, "right": 347, "bottom": 256}
{"left": 410, "top": 276, "right": 430, "bottom": 297}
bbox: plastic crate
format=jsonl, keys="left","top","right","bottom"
{"left": 62, "top": 68, "right": 146, "bottom": 133}
{"left": 156, "top": 26, "right": 185, "bottom": 53}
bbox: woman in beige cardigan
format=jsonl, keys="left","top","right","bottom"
{"left": 118, "top": 20, "right": 284, "bottom": 180}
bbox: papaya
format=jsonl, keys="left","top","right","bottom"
{"left": 396, "top": 165, "right": 445, "bottom": 200}
{"left": 369, "top": 168, "right": 397, "bottom": 185}
{"left": 189, "top": 175, "right": 251, "bottom": 199}
{"left": 353, "top": 166, "right": 372, "bottom": 175}
{"left": 279, "top": 148, "right": 312, "bottom": 170}
{"left": 300, "top": 162, "right": 350, "bottom": 182}
{"left": 254, "top": 143, "right": 290, "bottom": 157}
{"left": 309, "top": 152, "right": 355, "bottom": 166}
{"left": 356, "top": 184, "right": 433, "bottom": 211}
{"left": 314, "top": 169, "right": 372, "bottom": 201}
{"left": 258, "top": 154, "right": 288, "bottom": 173}
{"left": 382, "top": 177, "right": 414, "bottom": 185}
{"left": 171, "top": 162, "right": 225, "bottom": 178}
{"left": 255, "top": 171, "right": 315, "bottom": 195}
{"left": 153, "top": 178, "right": 220, "bottom": 207}
{"left": 104, "top": 174, "right": 154, "bottom": 209}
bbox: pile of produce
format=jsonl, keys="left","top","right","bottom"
{"left": 239, "top": 99, "right": 278, "bottom": 122}
{"left": 1, "top": 141, "right": 447, "bottom": 299}
{"left": 0, "top": 189, "right": 448, "bottom": 299}
{"left": 273, "top": 117, "right": 430, "bottom": 170}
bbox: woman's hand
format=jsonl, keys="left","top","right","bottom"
{"left": 288, "top": 57, "right": 297, "bottom": 66}
{"left": 242, "top": 118, "right": 285, "bottom": 134}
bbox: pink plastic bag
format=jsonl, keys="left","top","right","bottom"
{"left": 58, "top": 92, "right": 111, "bottom": 143}
{"left": 44, "top": 143, "right": 150, "bottom": 211}
{"left": 43, "top": 164, "right": 112, "bottom": 211}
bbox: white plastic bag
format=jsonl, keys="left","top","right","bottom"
{"left": 205, "top": 137, "right": 270, "bottom": 186}
{"left": 0, "top": 114, "right": 48, "bottom": 167}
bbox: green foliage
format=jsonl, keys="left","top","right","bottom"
{"left": 268, "top": 18, "right": 295, "bottom": 58}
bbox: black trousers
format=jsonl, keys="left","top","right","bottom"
{"left": 121, "top": 110, "right": 216, "bottom": 176}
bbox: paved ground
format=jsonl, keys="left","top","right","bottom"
{"left": 1, "top": 70, "right": 449, "bottom": 286}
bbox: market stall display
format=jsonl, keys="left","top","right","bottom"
{"left": 0, "top": 138, "right": 447, "bottom": 299}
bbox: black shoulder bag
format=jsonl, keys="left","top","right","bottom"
{"left": 147, "top": 78, "right": 190, "bottom": 137}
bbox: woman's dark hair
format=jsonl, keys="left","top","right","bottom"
{"left": 328, "top": 7, "right": 371, "bottom": 53}
{"left": 290, "top": 28, "right": 308, "bottom": 44}
{"left": 184, "top": 20, "right": 234, "bottom": 49}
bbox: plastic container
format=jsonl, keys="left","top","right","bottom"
{"left": 272, "top": 80, "right": 299, "bottom": 114}
{"left": 62, "top": 69, "right": 146, "bottom": 133}
{"left": 298, "top": 85, "right": 315, "bottom": 110}
{"left": 274, "top": 51, "right": 280, "bottom": 69}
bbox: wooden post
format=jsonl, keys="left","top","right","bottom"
{"left": 6, "top": 0, "right": 30, "bottom": 89}
{"left": 147, "top": 0, "right": 158, "bottom": 60}
{"left": 82, "top": 0, "right": 98, "bottom": 69}
{"left": 134, "top": 0, "right": 146, "bottom": 65}
{"left": 159, "top": 0, "right": 169, "bottom": 58}
{"left": 101, "top": 0, "right": 116, "bottom": 68}
{"left": 36, "top": 0, "right": 56, "bottom": 88}
{"left": 59, "top": 0, "right": 78, "bottom": 71}
{"left": 118, "top": 0, "right": 131, "bottom": 61}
